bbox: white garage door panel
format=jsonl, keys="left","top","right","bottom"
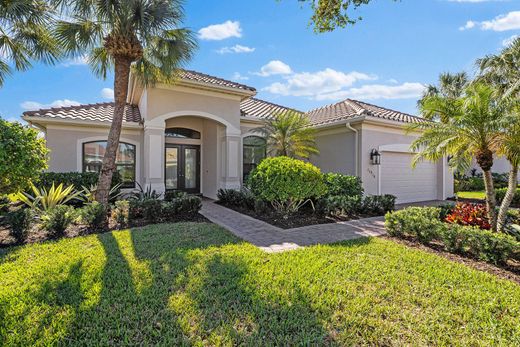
{"left": 381, "top": 152, "right": 437, "bottom": 203}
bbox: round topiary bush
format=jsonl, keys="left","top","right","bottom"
{"left": 248, "top": 156, "right": 327, "bottom": 215}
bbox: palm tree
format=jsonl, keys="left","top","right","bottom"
{"left": 256, "top": 111, "right": 319, "bottom": 159}
{"left": 410, "top": 83, "right": 506, "bottom": 231}
{"left": 478, "top": 37, "right": 520, "bottom": 232}
{"left": 0, "top": 0, "right": 59, "bottom": 87}
{"left": 54, "top": 0, "right": 196, "bottom": 205}
{"left": 418, "top": 72, "right": 469, "bottom": 123}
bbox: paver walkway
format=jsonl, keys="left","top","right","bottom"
{"left": 201, "top": 200, "right": 386, "bottom": 252}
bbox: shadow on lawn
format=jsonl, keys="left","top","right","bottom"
{"left": 62, "top": 223, "right": 332, "bottom": 345}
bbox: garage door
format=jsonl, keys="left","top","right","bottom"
{"left": 381, "top": 152, "right": 437, "bottom": 204}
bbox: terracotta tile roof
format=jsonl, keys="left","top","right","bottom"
{"left": 240, "top": 98, "right": 302, "bottom": 120}
{"left": 23, "top": 102, "right": 142, "bottom": 124}
{"left": 180, "top": 70, "right": 256, "bottom": 92}
{"left": 306, "top": 99, "right": 425, "bottom": 126}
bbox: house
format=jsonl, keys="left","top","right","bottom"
{"left": 22, "top": 70, "right": 454, "bottom": 203}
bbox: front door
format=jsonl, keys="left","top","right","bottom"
{"left": 165, "top": 144, "right": 200, "bottom": 194}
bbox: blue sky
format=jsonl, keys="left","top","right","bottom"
{"left": 1, "top": 0, "right": 519, "bottom": 122}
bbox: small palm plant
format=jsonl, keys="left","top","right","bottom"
{"left": 256, "top": 111, "right": 319, "bottom": 159}
{"left": 54, "top": 0, "right": 197, "bottom": 205}
{"left": 410, "top": 82, "right": 506, "bottom": 232}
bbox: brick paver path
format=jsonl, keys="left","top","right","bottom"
{"left": 201, "top": 200, "right": 386, "bottom": 252}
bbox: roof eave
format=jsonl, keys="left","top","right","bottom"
{"left": 21, "top": 115, "right": 143, "bottom": 129}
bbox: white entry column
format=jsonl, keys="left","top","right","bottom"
{"left": 220, "top": 131, "right": 242, "bottom": 190}
{"left": 143, "top": 123, "right": 166, "bottom": 194}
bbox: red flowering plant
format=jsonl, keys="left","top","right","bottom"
{"left": 445, "top": 203, "right": 491, "bottom": 230}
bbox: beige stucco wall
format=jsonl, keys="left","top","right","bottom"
{"left": 44, "top": 125, "right": 144, "bottom": 185}
{"left": 311, "top": 126, "right": 357, "bottom": 175}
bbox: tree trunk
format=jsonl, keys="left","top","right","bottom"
{"left": 482, "top": 169, "right": 498, "bottom": 232}
{"left": 497, "top": 164, "right": 518, "bottom": 232}
{"left": 95, "top": 55, "right": 132, "bottom": 206}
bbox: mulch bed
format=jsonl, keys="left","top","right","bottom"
{"left": 217, "top": 202, "right": 382, "bottom": 229}
{"left": 384, "top": 235, "right": 520, "bottom": 285}
{"left": 0, "top": 213, "right": 211, "bottom": 248}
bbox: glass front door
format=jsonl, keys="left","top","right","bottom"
{"left": 165, "top": 144, "right": 200, "bottom": 193}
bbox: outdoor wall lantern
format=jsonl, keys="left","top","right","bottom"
{"left": 370, "top": 149, "right": 381, "bottom": 165}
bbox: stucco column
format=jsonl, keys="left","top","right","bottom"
{"left": 220, "top": 132, "right": 242, "bottom": 190}
{"left": 143, "top": 123, "right": 166, "bottom": 194}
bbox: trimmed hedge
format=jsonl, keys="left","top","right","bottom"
{"left": 385, "top": 207, "right": 520, "bottom": 265}
{"left": 248, "top": 157, "right": 327, "bottom": 214}
{"left": 38, "top": 171, "right": 122, "bottom": 190}
{"left": 323, "top": 173, "right": 363, "bottom": 197}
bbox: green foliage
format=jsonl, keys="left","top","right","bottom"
{"left": 361, "top": 195, "right": 396, "bottom": 215}
{"left": 164, "top": 190, "right": 187, "bottom": 202}
{"left": 129, "top": 182, "right": 162, "bottom": 201}
{"left": 80, "top": 182, "right": 123, "bottom": 205}
{"left": 385, "top": 207, "right": 520, "bottom": 264}
{"left": 0, "top": 195, "right": 10, "bottom": 214}
{"left": 112, "top": 200, "right": 130, "bottom": 228}
{"left": 248, "top": 157, "right": 327, "bottom": 214}
{"left": 141, "top": 199, "right": 163, "bottom": 223}
{"left": 298, "top": 0, "right": 399, "bottom": 33}
{"left": 14, "top": 183, "right": 81, "bottom": 212}
{"left": 256, "top": 111, "right": 319, "bottom": 159}
{"left": 162, "top": 196, "right": 202, "bottom": 221}
{"left": 217, "top": 189, "right": 255, "bottom": 210}
{"left": 495, "top": 187, "right": 520, "bottom": 207}
{"left": 6, "top": 208, "right": 34, "bottom": 243}
{"left": 79, "top": 202, "right": 107, "bottom": 232}
{"left": 41, "top": 205, "right": 76, "bottom": 238}
{"left": 455, "top": 176, "right": 485, "bottom": 192}
{"left": 1, "top": 224, "right": 520, "bottom": 346}
{"left": 323, "top": 173, "right": 363, "bottom": 197}
{"left": 0, "top": 120, "right": 48, "bottom": 195}
{"left": 318, "top": 195, "right": 362, "bottom": 217}
{"left": 39, "top": 171, "right": 122, "bottom": 191}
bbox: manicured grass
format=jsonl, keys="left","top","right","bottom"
{"left": 457, "top": 191, "right": 486, "bottom": 200}
{"left": 1, "top": 223, "right": 519, "bottom": 346}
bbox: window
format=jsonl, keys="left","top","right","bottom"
{"left": 83, "top": 141, "right": 136, "bottom": 188}
{"left": 165, "top": 127, "right": 201, "bottom": 139}
{"left": 243, "top": 136, "right": 266, "bottom": 180}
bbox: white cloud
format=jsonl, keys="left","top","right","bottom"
{"left": 61, "top": 55, "right": 88, "bottom": 67}
{"left": 461, "top": 11, "right": 520, "bottom": 31}
{"left": 232, "top": 72, "right": 249, "bottom": 81}
{"left": 502, "top": 34, "right": 519, "bottom": 46}
{"left": 217, "top": 44, "right": 255, "bottom": 54}
{"left": 20, "top": 99, "right": 81, "bottom": 111}
{"left": 315, "top": 82, "right": 426, "bottom": 101}
{"left": 254, "top": 60, "right": 293, "bottom": 77}
{"left": 198, "top": 20, "right": 242, "bottom": 40}
{"left": 101, "top": 87, "right": 114, "bottom": 100}
{"left": 263, "top": 68, "right": 376, "bottom": 97}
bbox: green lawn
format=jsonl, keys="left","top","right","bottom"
{"left": 1, "top": 223, "right": 519, "bottom": 346}
{"left": 457, "top": 191, "right": 486, "bottom": 199}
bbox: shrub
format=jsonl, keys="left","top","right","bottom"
{"left": 79, "top": 202, "right": 107, "bottom": 232}
{"left": 0, "top": 119, "right": 48, "bottom": 195}
{"left": 217, "top": 188, "right": 255, "bottom": 209}
{"left": 141, "top": 199, "right": 163, "bottom": 223}
{"left": 6, "top": 208, "right": 34, "bottom": 243}
{"left": 129, "top": 183, "right": 162, "bottom": 201}
{"left": 129, "top": 200, "right": 145, "bottom": 220}
{"left": 438, "top": 203, "right": 454, "bottom": 221}
{"left": 0, "top": 196, "right": 10, "bottom": 215}
{"left": 454, "top": 176, "right": 485, "bottom": 192}
{"left": 361, "top": 195, "right": 396, "bottom": 215}
{"left": 248, "top": 156, "right": 327, "bottom": 215}
{"left": 445, "top": 203, "right": 490, "bottom": 230}
{"left": 162, "top": 196, "right": 202, "bottom": 221}
{"left": 385, "top": 207, "right": 520, "bottom": 265}
{"left": 495, "top": 187, "right": 520, "bottom": 208}
{"left": 112, "top": 200, "right": 130, "bottom": 228}
{"left": 323, "top": 173, "right": 363, "bottom": 197}
{"left": 42, "top": 205, "right": 76, "bottom": 238}
{"left": 319, "top": 195, "right": 362, "bottom": 217}
{"left": 39, "top": 171, "right": 122, "bottom": 191}
{"left": 164, "top": 190, "right": 187, "bottom": 202}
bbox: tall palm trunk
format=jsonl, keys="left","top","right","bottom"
{"left": 482, "top": 169, "right": 498, "bottom": 231}
{"left": 95, "top": 55, "right": 133, "bottom": 205}
{"left": 497, "top": 164, "right": 518, "bottom": 232}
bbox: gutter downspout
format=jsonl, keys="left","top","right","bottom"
{"left": 346, "top": 123, "right": 359, "bottom": 177}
